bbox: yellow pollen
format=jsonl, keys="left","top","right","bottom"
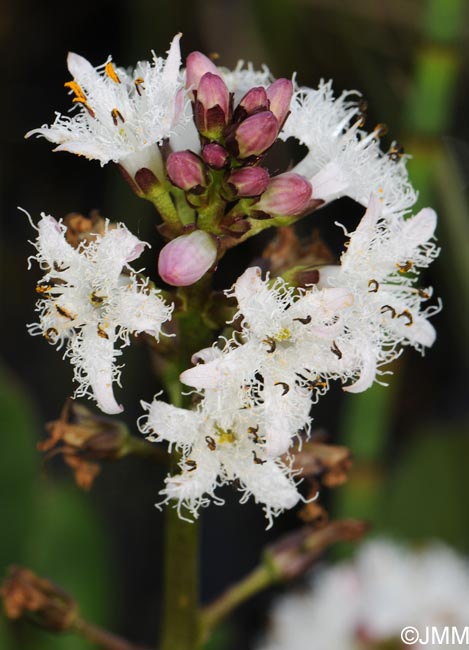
{"left": 105, "top": 61, "right": 121, "bottom": 83}
{"left": 214, "top": 424, "right": 236, "bottom": 444}
{"left": 134, "top": 77, "right": 145, "bottom": 95}
{"left": 275, "top": 327, "right": 291, "bottom": 341}
{"left": 72, "top": 98, "right": 95, "bottom": 118}
{"left": 64, "top": 80, "right": 86, "bottom": 102}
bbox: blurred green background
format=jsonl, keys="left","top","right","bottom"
{"left": 0, "top": 0, "right": 468, "bottom": 648}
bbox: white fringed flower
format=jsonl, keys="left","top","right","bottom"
{"left": 256, "top": 540, "right": 469, "bottom": 650}
{"left": 28, "top": 214, "right": 173, "bottom": 414}
{"left": 180, "top": 267, "right": 353, "bottom": 455}
{"left": 318, "top": 195, "right": 440, "bottom": 393}
{"left": 281, "top": 80, "right": 417, "bottom": 213}
{"left": 139, "top": 389, "right": 301, "bottom": 526}
{"left": 26, "top": 35, "right": 187, "bottom": 178}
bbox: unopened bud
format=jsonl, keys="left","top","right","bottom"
{"left": 234, "top": 86, "right": 269, "bottom": 121}
{"left": 227, "top": 167, "right": 270, "bottom": 197}
{"left": 1, "top": 566, "right": 77, "bottom": 631}
{"left": 227, "top": 111, "right": 279, "bottom": 159}
{"left": 185, "top": 51, "right": 220, "bottom": 90}
{"left": 166, "top": 150, "right": 207, "bottom": 192}
{"left": 158, "top": 230, "right": 218, "bottom": 286}
{"left": 202, "top": 143, "right": 229, "bottom": 169}
{"left": 267, "top": 78, "right": 293, "bottom": 126}
{"left": 253, "top": 172, "right": 312, "bottom": 216}
{"left": 194, "top": 72, "right": 230, "bottom": 137}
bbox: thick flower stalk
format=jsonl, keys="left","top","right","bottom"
{"left": 28, "top": 215, "right": 172, "bottom": 414}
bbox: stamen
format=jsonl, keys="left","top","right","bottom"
{"left": 36, "top": 282, "right": 52, "bottom": 294}
{"left": 134, "top": 77, "right": 145, "bottom": 96}
{"left": 105, "top": 61, "right": 121, "bottom": 83}
{"left": 64, "top": 80, "right": 86, "bottom": 102}
{"left": 331, "top": 341, "right": 343, "bottom": 360}
{"left": 90, "top": 292, "right": 106, "bottom": 306}
{"left": 111, "top": 108, "right": 125, "bottom": 126}
{"left": 44, "top": 327, "right": 59, "bottom": 342}
{"left": 396, "top": 260, "right": 413, "bottom": 274}
{"left": 388, "top": 143, "right": 405, "bottom": 161}
{"left": 307, "top": 379, "right": 327, "bottom": 391}
{"left": 55, "top": 304, "right": 75, "bottom": 320}
{"left": 262, "top": 337, "right": 276, "bottom": 353}
{"left": 293, "top": 315, "right": 312, "bottom": 325}
{"left": 398, "top": 309, "right": 413, "bottom": 326}
{"left": 380, "top": 305, "right": 397, "bottom": 318}
{"left": 274, "top": 381, "right": 290, "bottom": 395}
{"left": 186, "top": 459, "right": 197, "bottom": 472}
{"left": 368, "top": 279, "right": 379, "bottom": 293}
{"left": 374, "top": 123, "right": 388, "bottom": 138}
{"left": 53, "top": 261, "right": 70, "bottom": 272}
{"left": 418, "top": 288, "right": 431, "bottom": 300}
{"left": 205, "top": 436, "right": 216, "bottom": 451}
{"left": 252, "top": 451, "right": 266, "bottom": 465}
{"left": 97, "top": 324, "right": 109, "bottom": 339}
{"left": 72, "top": 98, "right": 96, "bottom": 118}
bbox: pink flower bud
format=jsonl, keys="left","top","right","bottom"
{"left": 227, "top": 167, "right": 270, "bottom": 197}
{"left": 254, "top": 172, "right": 312, "bottom": 216}
{"left": 234, "top": 87, "right": 269, "bottom": 121}
{"left": 194, "top": 72, "right": 231, "bottom": 137}
{"left": 166, "top": 151, "right": 207, "bottom": 191}
{"left": 228, "top": 111, "right": 279, "bottom": 159}
{"left": 202, "top": 143, "right": 228, "bottom": 169}
{"left": 185, "top": 51, "right": 219, "bottom": 89}
{"left": 266, "top": 79, "right": 294, "bottom": 126}
{"left": 158, "top": 230, "right": 218, "bottom": 286}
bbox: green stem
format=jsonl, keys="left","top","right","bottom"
{"left": 161, "top": 500, "right": 200, "bottom": 650}
{"left": 73, "top": 617, "right": 152, "bottom": 650}
{"left": 147, "top": 185, "right": 183, "bottom": 235}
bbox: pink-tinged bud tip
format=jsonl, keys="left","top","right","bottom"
{"left": 202, "top": 143, "right": 228, "bottom": 169}
{"left": 194, "top": 73, "right": 231, "bottom": 136}
{"left": 254, "top": 172, "right": 312, "bottom": 216}
{"left": 166, "top": 150, "right": 207, "bottom": 191}
{"left": 185, "top": 51, "right": 219, "bottom": 89}
{"left": 227, "top": 167, "right": 270, "bottom": 197}
{"left": 229, "top": 111, "right": 279, "bottom": 158}
{"left": 266, "top": 79, "right": 293, "bottom": 126}
{"left": 236, "top": 86, "right": 269, "bottom": 118}
{"left": 158, "top": 230, "right": 218, "bottom": 286}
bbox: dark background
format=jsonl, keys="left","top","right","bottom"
{"left": 0, "top": 1, "right": 468, "bottom": 648}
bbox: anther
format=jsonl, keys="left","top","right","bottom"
{"left": 388, "top": 143, "right": 405, "bottom": 161}
{"left": 44, "top": 327, "right": 59, "bottom": 342}
{"left": 64, "top": 81, "right": 86, "bottom": 102}
{"left": 374, "top": 123, "right": 388, "bottom": 137}
{"left": 105, "top": 61, "right": 121, "bottom": 83}
{"left": 252, "top": 451, "right": 266, "bottom": 465}
{"left": 53, "top": 261, "right": 70, "bottom": 273}
{"left": 134, "top": 77, "right": 145, "bottom": 96}
{"left": 262, "top": 337, "right": 276, "bottom": 353}
{"left": 398, "top": 309, "right": 413, "bottom": 326}
{"left": 111, "top": 108, "right": 125, "bottom": 126}
{"left": 293, "top": 315, "right": 312, "bottom": 325}
{"left": 397, "top": 260, "right": 413, "bottom": 274}
{"left": 36, "top": 283, "right": 52, "bottom": 294}
{"left": 186, "top": 459, "right": 197, "bottom": 471}
{"left": 205, "top": 436, "right": 216, "bottom": 451}
{"left": 331, "top": 341, "right": 343, "bottom": 360}
{"left": 90, "top": 292, "right": 106, "bottom": 306}
{"left": 72, "top": 98, "right": 96, "bottom": 118}
{"left": 380, "top": 305, "right": 397, "bottom": 318}
{"left": 274, "top": 381, "right": 290, "bottom": 395}
{"left": 55, "top": 304, "right": 75, "bottom": 320}
{"left": 418, "top": 288, "right": 431, "bottom": 300}
{"left": 97, "top": 324, "right": 109, "bottom": 339}
{"left": 368, "top": 279, "right": 379, "bottom": 293}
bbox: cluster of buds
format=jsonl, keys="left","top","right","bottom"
{"left": 158, "top": 51, "right": 320, "bottom": 287}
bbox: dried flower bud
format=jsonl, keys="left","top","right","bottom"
{"left": 194, "top": 72, "right": 230, "bottom": 137}
{"left": 266, "top": 78, "right": 294, "bottom": 126}
{"left": 253, "top": 172, "right": 312, "bottom": 216}
{"left": 227, "top": 111, "right": 279, "bottom": 159}
{"left": 166, "top": 150, "right": 207, "bottom": 192}
{"left": 290, "top": 439, "right": 353, "bottom": 487}
{"left": 234, "top": 86, "right": 269, "bottom": 121}
{"left": 202, "top": 143, "right": 229, "bottom": 169}
{"left": 227, "top": 167, "right": 270, "bottom": 197}
{"left": 158, "top": 230, "right": 218, "bottom": 286}
{"left": 185, "top": 51, "right": 219, "bottom": 90}
{"left": 40, "top": 401, "right": 131, "bottom": 490}
{"left": 1, "top": 566, "right": 77, "bottom": 631}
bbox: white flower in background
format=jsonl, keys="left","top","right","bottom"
{"left": 28, "top": 214, "right": 173, "bottom": 414}
{"left": 139, "top": 385, "right": 301, "bottom": 526}
{"left": 281, "top": 80, "right": 417, "bottom": 213}
{"left": 26, "top": 35, "right": 187, "bottom": 179}
{"left": 256, "top": 539, "right": 469, "bottom": 650}
{"left": 181, "top": 267, "right": 354, "bottom": 455}
{"left": 318, "top": 195, "right": 440, "bottom": 393}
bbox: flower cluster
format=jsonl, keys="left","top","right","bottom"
{"left": 27, "top": 35, "right": 440, "bottom": 523}
{"left": 256, "top": 539, "right": 469, "bottom": 650}
{"left": 28, "top": 215, "right": 172, "bottom": 414}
